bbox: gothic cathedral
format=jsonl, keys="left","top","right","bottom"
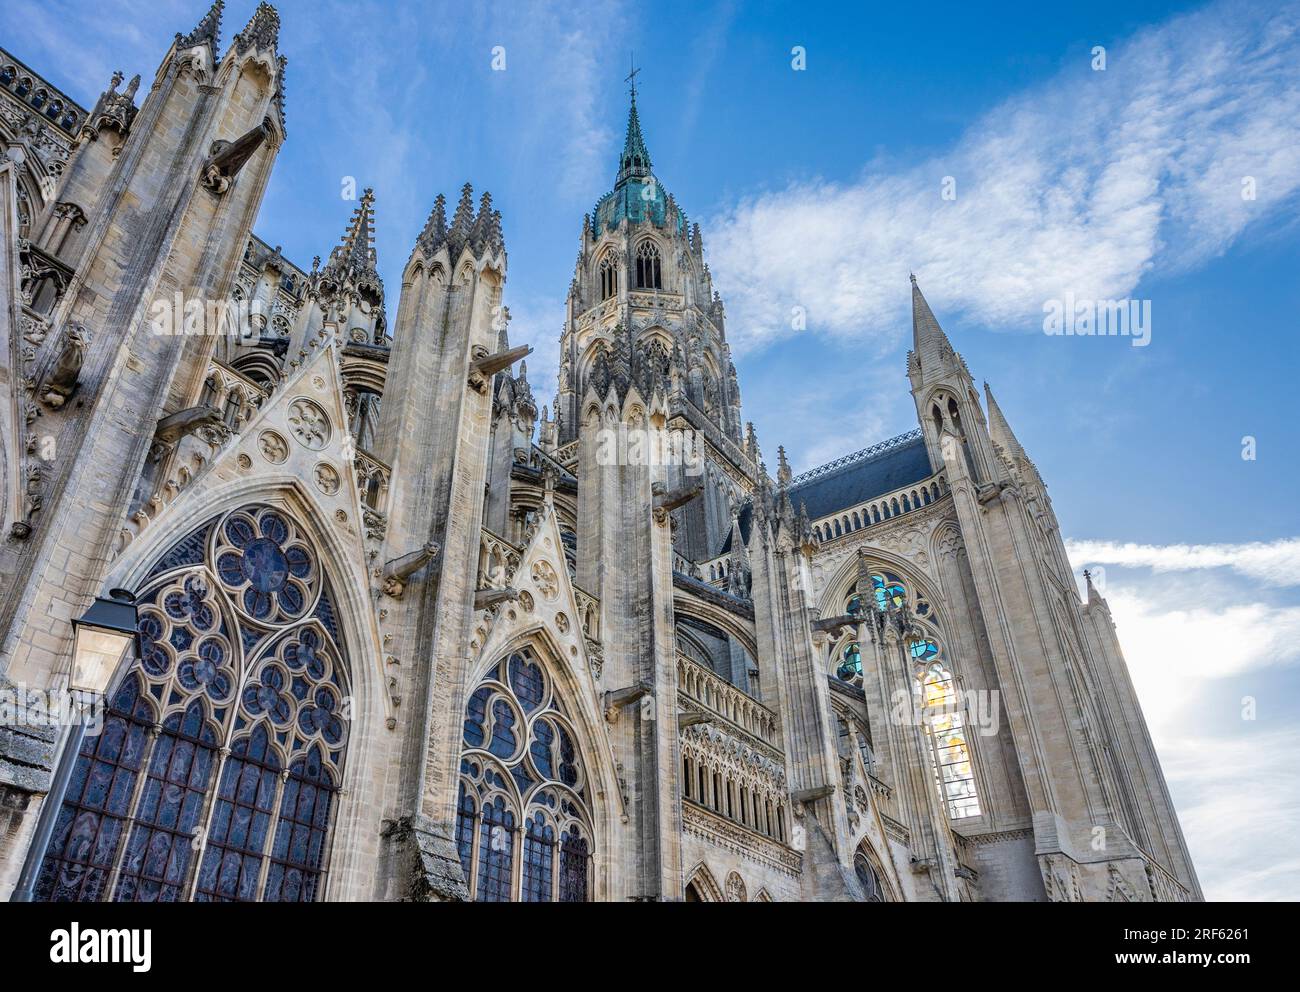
{"left": 0, "top": 2, "right": 1199, "bottom": 902}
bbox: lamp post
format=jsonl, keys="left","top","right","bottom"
{"left": 10, "top": 589, "right": 139, "bottom": 902}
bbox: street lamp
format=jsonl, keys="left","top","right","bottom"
{"left": 9, "top": 589, "right": 139, "bottom": 902}
{"left": 69, "top": 588, "right": 139, "bottom": 696}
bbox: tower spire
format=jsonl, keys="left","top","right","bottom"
{"left": 233, "top": 2, "right": 280, "bottom": 54}
{"left": 983, "top": 382, "right": 1027, "bottom": 463}
{"left": 339, "top": 188, "right": 377, "bottom": 270}
{"left": 617, "top": 57, "right": 652, "bottom": 187}
{"left": 910, "top": 273, "right": 957, "bottom": 372}
{"left": 321, "top": 188, "right": 383, "bottom": 304}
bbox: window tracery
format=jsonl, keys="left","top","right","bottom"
{"left": 598, "top": 252, "right": 618, "bottom": 300}
{"left": 455, "top": 648, "right": 594, "bottom": 901}
{"left": 35, "top": 504, "right": 350, "bottom": 903}
{"left": 635, "top": 240, "right": 662, "bottom": 289}
{"left": 830, "top": 569, "right": 981, "bottom": 820}
{"left": 854, "top": 846, "right": 890, "bottom": 902}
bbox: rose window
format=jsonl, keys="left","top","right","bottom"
{"left": 215, "top": 507, "right": 317, "bottom": 622}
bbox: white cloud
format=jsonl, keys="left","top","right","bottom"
{"left": 1062, "top": 529, "right": 1300, "bottom": 899}
{"left": 704, "top": 1, "right": 1300, "bottom": 353}
{"left": 1067, "top": 536, "right": 1300, "bottom": 587}
{"left": 1160, "top": 730, "right": 1300, "bottom": 901}
{"left": 1104, "top": 586, "right": 1300, "bottom": 732}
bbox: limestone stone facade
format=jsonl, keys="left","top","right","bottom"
{"left": 0, "top": 2, "right": 1199, "bottom": 902}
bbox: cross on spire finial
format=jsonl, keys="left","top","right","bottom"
{"left": 626, "top": 53, "right": 640, "bottom": 100}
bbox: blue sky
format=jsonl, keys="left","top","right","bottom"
{"left": 6, "top": 0, "right": 1299, "bottom": 900}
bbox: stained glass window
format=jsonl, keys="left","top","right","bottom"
{"left": 455, "top": 648, "right": 594, "bottom": 901}
{"left": 872, "top": 573, "right": 907, "bottom": 612}
{"left": 830, "top": 564, "right": 983, "bottom": 821}
{"left": 522, "top": 812, "right": 555, "bottom": 902}
{"left": 113, "top": 700, "right": 219, "bottom": 902}
{"left": 34, "top": 504, "right": 351, "bottom": 903}
{"left": 837, "top": 642, "right": 863, "bottom": 685}
{"left": 854, "top": 849, "right": 889, "bottom": 902}
{"left": 559, "top": 827, "right": 590, "bottom": 903}
{"left": 918, "top": 662, "right": 982, "bottom": 819}
{"left": 34, "top": 676, "right": 154, "bottom": 902}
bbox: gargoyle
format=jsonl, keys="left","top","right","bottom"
{"left": 651, "top": 481, "right": 702, "bottom": 524}
{"left": 383, "top": 542, "right": 440, "bottom": 598}
{"left": 468, "top": 344, "right": 531, "bottom": 393}
{"left": 200, "top": 117, "right": 274, "bottom": 195}
{"left": 603, "top": 682, "right": 653, "bottom": 724}
{"left": 473, "top": 587, "right": 518, "bottom": 610}
{"left": 38, "top": 324, "right": 89, "bottom": 409}
{"left": 149, "top": 405, "right": 225, "bottom": 462}
{"left": 811, "top": 614, "right": 861, "bottom": 637}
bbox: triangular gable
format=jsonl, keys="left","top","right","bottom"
{"left": 119, "top": 338, "right": 372, "bottom": 572}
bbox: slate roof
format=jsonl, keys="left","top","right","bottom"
{"left": 789, "top": 430, "right": 933, "bottom": 521}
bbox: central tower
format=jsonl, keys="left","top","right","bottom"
{"left": 552, "top": 87, "right": 743, "bottom": 448}
{"left": 549, "top": 82, "right": 755, "bottom": 566}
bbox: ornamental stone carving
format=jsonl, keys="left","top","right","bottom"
{"left": 531, "top": 559, "right": 559, "bottom": 601}
{"left": 314, "top": 461, "right": 341, "bottom": 495}
{"left": 288, "top": 397, "right": 331, "bottom": 449}
{"left": 258, "top": 430, "right": 288, "bottom": 464}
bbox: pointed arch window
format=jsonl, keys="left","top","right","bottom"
{"left": 854, "top": 846, "right": 890, "bottom": 902}
{"left": 455, "top": 648, "right": 595, "bottom": 901}
{"left": 830, "top": 568, "right": 982, "bottom": 820}
{"left": 598, "top": 252, "right": 619, "bottom": 300}
{"left": 635, "top": 240, "right": 662, "bottom": 289}
{"left": 34, "top": 504, "right": 352, "bottom": 903}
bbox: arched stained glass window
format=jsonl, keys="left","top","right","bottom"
{"left": 34, "top": 503, "right": 352, "bottom": 903}
{"left": 455, "top": 648, "right": 595, "bottom": 901}
{"left": 830, "top": 565, "right": 982, "bottom": 821}
{"left": 522, "top": 811, "right": 555, "bottom": 902}
{"left": 113, "top": 699, "right": 219, "bottom": 902}
{"left": 35, "top": 675, "right": 154, "bottom": 902}
{"left": 918, "top": 661, "right": 981, "bottom": 819}
{"left": 837, "top": 642, "right": 863, "bottom": 685}
{"left": 559, "top": 827, "right": 591, "bottom": 902}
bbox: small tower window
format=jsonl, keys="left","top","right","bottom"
{"left": 635, "top": 240, "right": 662, "bottom": 290}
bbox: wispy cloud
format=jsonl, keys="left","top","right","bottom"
{"left": 1067, "top": 536, "right": 1300, "bottom": 587}
{"left": 704, "top": 0, "right": 1300, "bottom": 353}
{"left": 0, "top": 0, "right": 184, "bottom": 98}
{"left": 1161, "top": 729, "right": 1300, "bottom": 901}
{"left": 1064, "top": 554, "right": 1300, "bottom": 899}
{"left": 1104, "top": 586, "right": 1300, "bottom": 731}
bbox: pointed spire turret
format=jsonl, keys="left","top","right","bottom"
{"left": 616, "top": 61, "right": 652, "bottom": 188}
{"left": 415, "top": 184, "right": 503, "bottom": 260}
{"left": 910, "top": 273, "right": 957, "bottom": 372}
{"left": 1083, "top": 569, "right": 1104, "bottom": 605}
{"left": 450, "top": 183, "right": 475, "bottom": 235}
{"left": 177, "top": 0, "right": 224, "bottom": 51}
{"left": 321, "top": 187, "right": 383, "bottom": 305}
{"left": 984, "top": 382, "right": 1027, "bottom": 463}
{"left": 416, "top": 193, "right": 447, "bottom": 256}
